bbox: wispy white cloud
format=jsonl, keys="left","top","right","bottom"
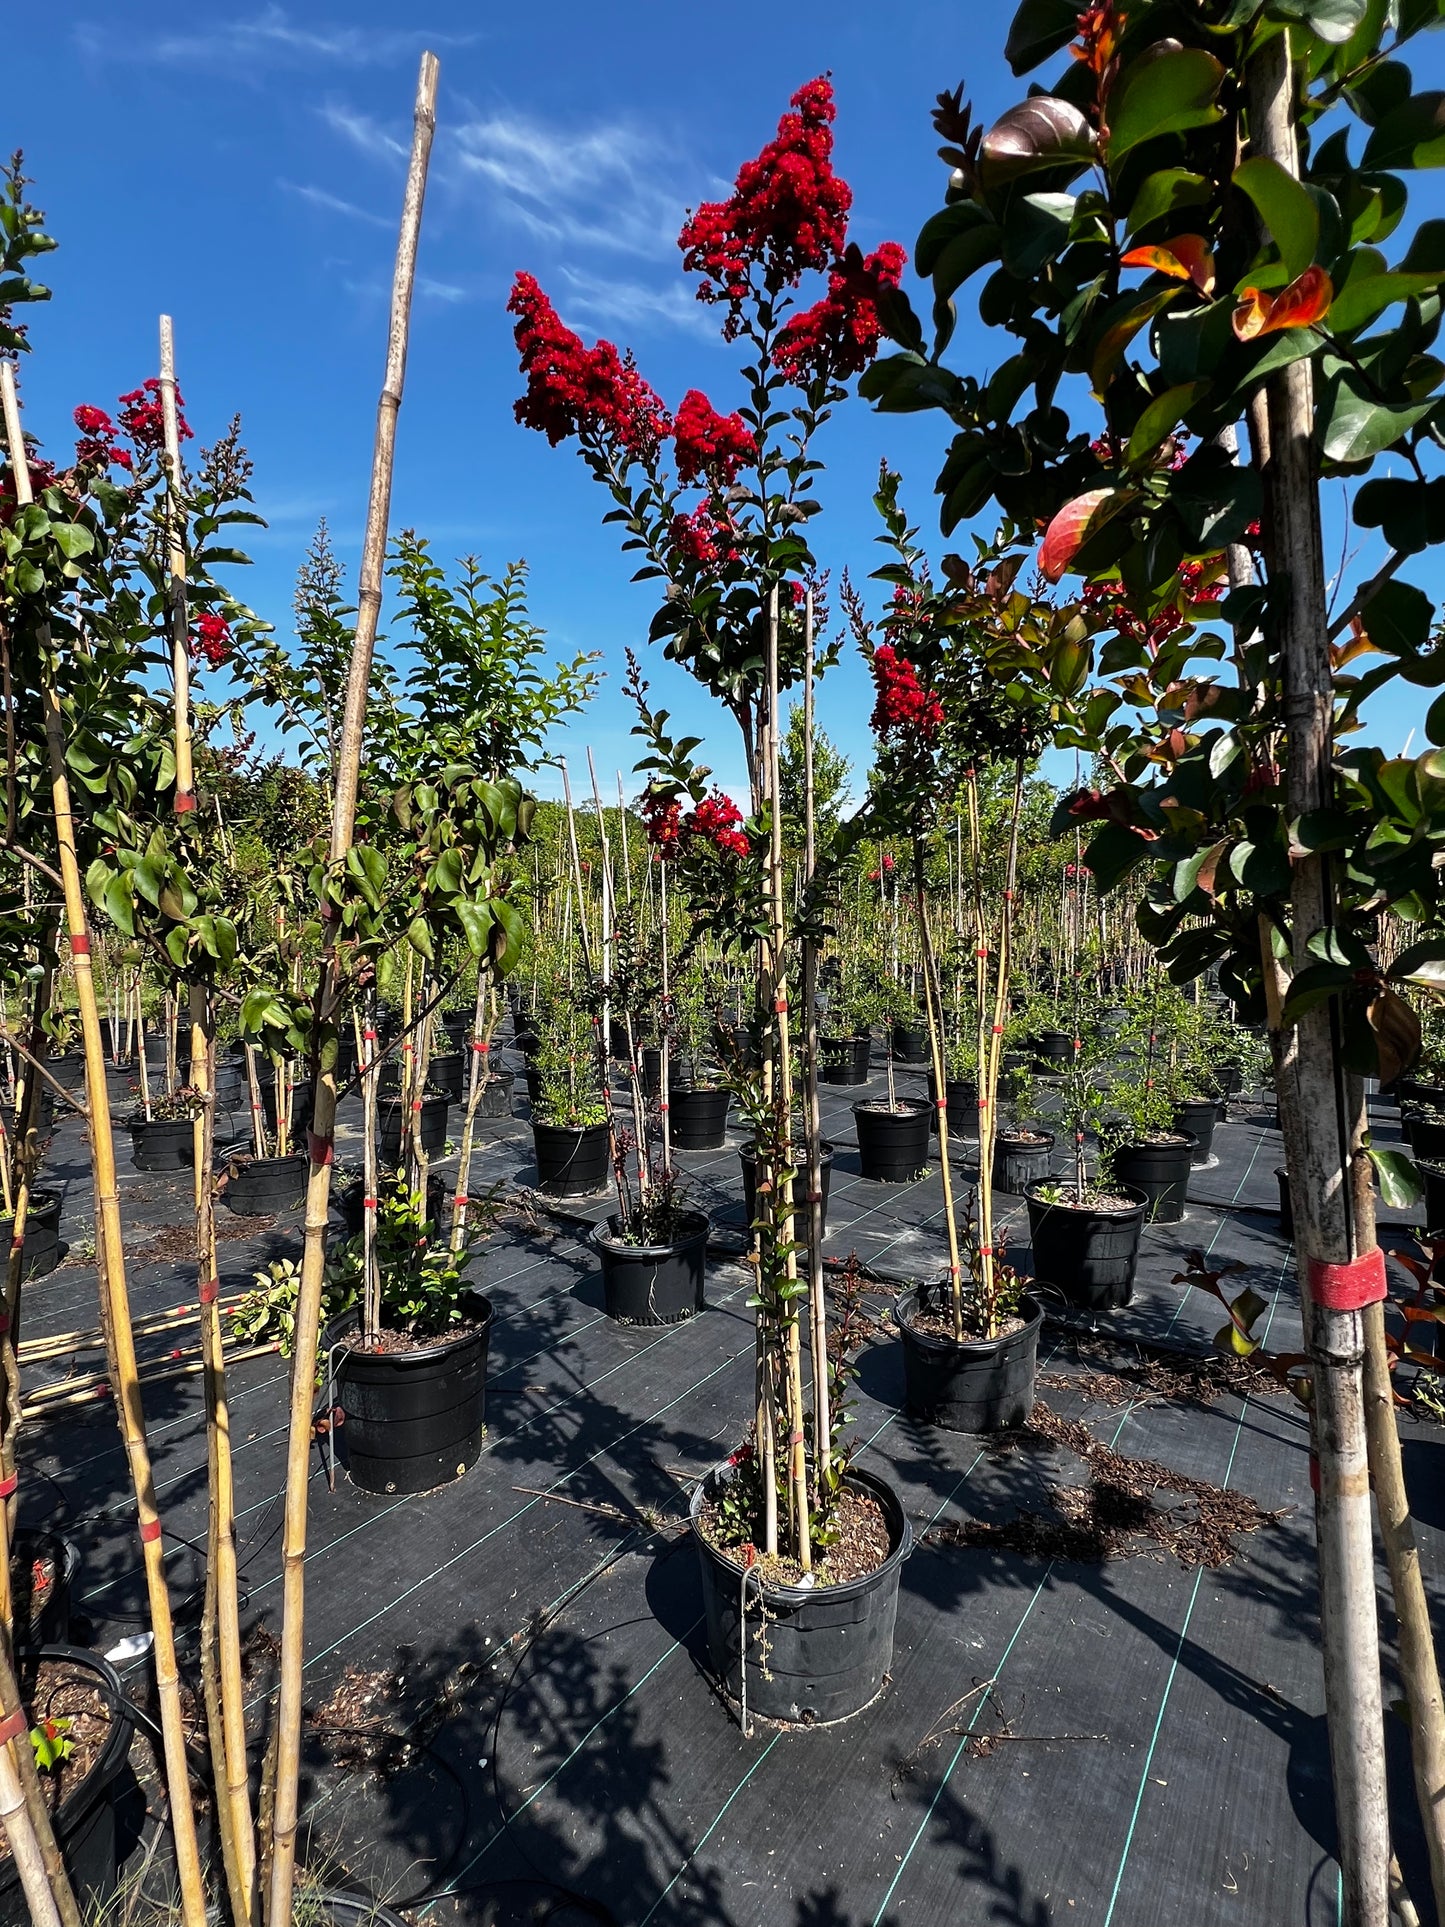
{"left": 555, "top": 267, "right": 713, "bottom": 340}
{"left": 320, "top": 103, "right": 409, "bottom": 164}
{"left": 74, "top": 7, "right": 472, "bottom": 70}
{"left": 279, "top": 180, "right": 390, "bottom": 228}
{"left": 450, "top": 110, "right": 686, "bottom": 260}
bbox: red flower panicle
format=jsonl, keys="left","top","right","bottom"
{"left": 72, "top": 404, "right": 130, "bottom": 471}
{"left": 508, "top": 273, "right": 670, "bottom": 459}
{"left": 870, "top": 644, "right": 942, "bottom": 743}
{"left": 672, "top": 389, "right": 756, "bottom": 488}
{"left": 668, "top": 504, "right": 739, "bottom": 571}
{"left": 118, "top": 378, "right": 190, "bottom": 454}
{"left": 639, "top": 789, "right": 684, "bottom": 856}
{"left": 641, "top": 786, "right": 749, "bottom": 860}
{"left": 192, "top": 611, "right": 232, "bottom": 669}
{"left": 772, "top": 242, "right": 907, "bottom": 384}
{"left": 679, "top": 77, "right": 851, "bottom": 330}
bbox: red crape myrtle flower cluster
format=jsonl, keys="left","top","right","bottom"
{"left": 640, "top": 786, "right": 751, "bottom": 861}
{"left": 668, "top": 503, "right": 740, "bottom": 570}
{"left": 117, "top": 378, "right": 191, "bottom": 454}
{"left": 870, "top": 644, "right": 943, "bottom": 743}
{"left": 192, "top": 612, "right": 232, "bottom": 669}
{"left": 772, "top": 242, "right": 907, "bottom": 384}
{"left": 509, "top": 273, "right": 670, "bottom": 459}
{"left": 1082, "top": 557, "right": 1225, "bottom": 654}
{"left": 672, "top": 389, "right": 756, "bottom": 488}
{"left": 73, "top": 404, "right": 132, "bottom": 472}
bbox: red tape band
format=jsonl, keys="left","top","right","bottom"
{"left": 70, "top": 934, "right": 91, "bottom": 957}
{"left": 174, "top": 791, "right": 196, "bottom": 814}
{"left": 774, "top": 999, "right": 788, "bottom": 1013}
{"left": 1309, "top": 1450, "right": 1320, "bottom": 1495}
{"left": 364, "top": 1029, "right": 378, "bottom": 1041}
{"left": 1308, "top": 1248, "right": 1387, "bottom": 1312}
{"left": 139, "top": 1519, "right": 163, "bottom": 1545}
{"left": 979, "top": 1246, "right": 994, "bottom": 1258}
{"left": 307, "top": 1131, "right": 334, "bottom": 1167}
{"left": 363, "top": 1197, "right": 377, "bottom": 1210}
{"left": 0, "top": 1709, "right": 27, "bottom": 1747}
{"left": 7, "top": 1238, "right": 20, "bottom": 1256}
{"left": 0, "top": 1311, "right": 9, "bottom": 1334}
{"left": 454, "top": 1194, "right": 468, "bottom": 1207}
{"left": 198, "top": 1279, "right": 219, "bottom": 1305}
{"left": 0, "top": 1475, "right": 16, "bottom": 1499}
{"left": 474, "top": 1041, "right": 489, "bottom": 1052}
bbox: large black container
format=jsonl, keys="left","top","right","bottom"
{"left": 854, "top": 1100, "right": 931, "bottom": 1183}
{"left": 998, "top": 1051, "right": 1031, "bottom": 1101}
{"left": 1025, "top": 1185, "right": 1147, "bottom": 1311}
{"left": 423, "top": 1050, "right": 466, "bottom": 1104}
{"left": 1399, "top": 1077, "right": 1445, "bottom": 1114}
{"left": 0, "top": 1189, "right": 62, "bottom": 1278}
{"left": 329, "top": 1288, "right": 493, "bottom": 1495}
{"left": 820, "top": 1033, "right": 872, "bottom": 1086}
{"left": 441, "top": 1009, "right": 474, "bottom": 1051}
{"left": 1276, "top": 1166, "right": 1294, "bottom": 1240}
{"left": 11, "top": 1530, "right": 78, "bottom": 1645}
{"left": 670, "top": 1084, "right": 731, "bottom": 1152}
{"left": 261, "top": 1076, "right": 313, "bottom": 1139}
{"left": 338, "top": 1173, "right": 446, "bottom": 1239}
{"left": 532, "top": 1120, "right": 610, "bottom": 1197}
{"left": 926, "top": 1072, "right": 979, "bottom": 1138}
{"left": 127, "top": 1115, "right": 192, "bottom": 1171}
{"left": 739, "top": 1141, "right": 834, "bottom": 1235}
{"left": 224, "top": 1153, "right": 309, "bottom": 1217}
{"left": 992, "top": 1129, "right": 1054, "bottom": 1195}
{"left": 471, "top": 1069, "right": 515, "bottom": 1118}
{"left": 690, "top": 1463, "right": 910, "bottom": 1724}
{"left": 378, "top": 1092, "right": 451, "bottom": 1166}
{"left": 891, "top": 1020, "right": 929, "bottom": 1064}
{"left": 1420, "top": 1160, "right": 1445, "bottom": 1233}
{"left": 595, "top": 1210, "right": 709, "bottom": 1324}
{"left": 1032, "top": 1029, "right": 1076, "bottom": 1069}
{"left": 0, "top": 1646, "right": 133, "bottom": 1927}
{"left": 1111, "top": 1135, "right": 1195, "bottom": 1224}
{"left": 713, "top": 1017, "right": 760, "bottom": 1073}
{"left": 1173, "top": 1099, "right": 1218, "bottom": 1166}
{"left": 1406, "top": 1109, "right": 1445, "bottom": 1163}
{"left": 896, "top": 1288, "right": 1043, "bottom": 1432}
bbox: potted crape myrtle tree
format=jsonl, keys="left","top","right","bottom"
{"left": 511, "top": 76, "right": 914, "bottom": 1721}
{"left": 847, "top": 475, "right": 1054, "bottom": 1429}
{"left": 866, "top": 0, "right": 1445, "bottom": 1902}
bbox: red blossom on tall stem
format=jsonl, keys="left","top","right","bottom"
{"left": 668, "top": 503, "right": 739, "bottom": 570}
{"left": 508, "top": 272, "right": 671, "bottom": 459}
{"left": 772, "top": 242, "right": 907, "bottom": 383}
{"left": 118, "top": 377, "right": 190, "bottom": 453}
{"left": 870, "top": 643, "right": 943, "bottom": 743}
{"left": 672, "top": 389, "right": 756, "bottom": 487}
{"left": 192, "top": 611, "right": 232, "bottom": 669}
{"left": 72, "top": 403, "right": 130, "bottom": 472}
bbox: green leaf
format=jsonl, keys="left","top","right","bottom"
{"left": 932, "top": 223, "right": 1005, "bottom": 301}
{"left": 49, "top": 522, "right": 94, "bottom": 560}
{"left": 1320, "top": 376, "right": 1434, "bottom": 463}
{"left": 1367, "top": 1144, "right": 1424, "bottom": 1208}
{"left": 1361, "top": 578, "right": 1434, "bottom": 657}
{"left": 1363, "top": 92, "right": 1445, "bottom": 171}
{"left": 1106, "top": 47, "right": 1225, "bottom": 166}
{"left": 1233, "top": 156, "right": 1320, "bottom": 281}
{"left": 1273, "top": 0, "right": 1369, "bottom": 41}
{"left": 1001, "top": 192, "right": 1076, "bottom": 276}
{"left": 1125, "top": 380, "right": 1209, "bottom": 466}
{"left": 1004, "top": 0, "right": 1079, "bottom": 73}
{"left": 916, "top": 202, "right": 992, "bottom": 278}
{"left": 1088, "top": 287, "right": 1182, "bottom": 394}
{"left": 1125, "top": 169, "right": 1210, "bottom": 238}
{"left": 1329, "top": 269, "right": 1445, "bottom": 334}
{"left": 980, "top": 96, "right": 1095, "bottom": 184}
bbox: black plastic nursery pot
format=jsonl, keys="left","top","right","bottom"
{"left": 595, "top": 1210, "right": 709, "bottom": 1325}
{"left": 328, "top": 1288, "right": 493, "bottom": 1496}
{"left": 896, "top": 1287, "right": 1043, "bottom": 1433}
{"left": 854, "top": 1099, "right": 931, "bottom": 1183}
{"left": 1172, "top": 1098, "right": 1218, "bottom": 1166}
{"left": 998, "top": 1051, "right": 1031, "bottom": 1101}
{"left": 1420, "top": 1160, "right": 1445, "bottom": 1233}
{"left": 11, "top": 1529, "right": 79, "bottom": 1646}
{"left": 1031, "top": 1028, "right": 1076, "bottom": 1069}
{"left": 926, "top": 1072, "right": 979, "bottom": 1138}
{"left": 0, "top": 1646, "right": 134, "bottom": 1927}
{"left": 1215, "top": 1064, "right": 1243, "bottom": 1100}
{"left": 739, "top": 1141, "right": 834, "bottom": 1235}
{"left": 441, "top": 1009, "right": 474, "bottom": 1051}
{"left": 1025, "top": 1184, "right": 1148, "bottom": 1311}
{"left": 1111, "top": 1135, "right": 1196, "bottom": 1224}
{"left": 1399, "top": 1077, "right": 1445, "bottom": 1114}
{"left": 127, "top": 1115, "right": 192, "bottom": 1171}
{"left": 690, "top": 1463, "right": 911, "bottom": 1725}
{"left": 713, "top": 1017, "right": 760, "bottom": 1072}
{"left": 991, "top": 1129, "right": 1055, "bottom": 1196}
{"left": 339, "top": 1173, "right": 446, "bottom": 1239}
{"left": 670, "top": 1084, "right": 732, "bottom": 1151}
{"left": 890, "top": 1019, "right": 929, "bottom": 1064}
{"left": 639, "top": 1046, "right": 662, "bottom": 1099}
{"left": 424, "top": 1050, "right": 466, "bottom": 1104}
{"left": 819, "top": 1033, "right": 872, "bottom": 1086}
{"left": 532, "top": 1119, "right": 611, "bottom": 1197}
{"left": 472, "top": 1069, "right": 515, "bottom": 1118}
{"left": 0, "top": 1189, "right": 62, "bottom": 1279}
{"left": 378, "top": 1092, "right": 452, "bottom": 1166}
{"left": 261, "top": 1077, "right": 313, "bottom": 1138}
{"left": 224, "top": 1153, "right": 309, "bottom": 1217}
{"left": 1276, "top": 1167, "right": 1294, "bottom": 1240}
{"left": 1406, "top": 1110, "right": 1445, "bottom": 1163}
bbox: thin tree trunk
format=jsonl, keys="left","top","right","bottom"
{"left": 267, "top": 52, "right": 439, "bottom": 1927}
{"left": 800, "top": 596, "right": 829, "bottom": 1493}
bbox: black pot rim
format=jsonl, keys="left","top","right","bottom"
{"left": 689, "top": 1461, "right": 911, "bottom": 1606}
{"left": 6, "top": 1645, "right": 133, "bottom": 1841}
{"left": 595, "top": 1210, "right": 711, "bottom": 1260}
{"left": 1025, "top": 1182, "right": 1149, "bottom": 1218}
{"left": 671, "top": 1081, "right": 728, "bottom": 1096}
{"left": 1115, "top": 1133, "right": 1197, "bottom": 1153}
{"left": 126, "top": 1113, "right": 192, "bottom": 1133}
{"left": 995, "top": 1129, "right": 1055, "bottom": 1149}
{"left": 228, "top": 1151, "right": 310, "bottom": 1174}
{"left": 852, "top": 1097, "right": 931, "bottom": 1119}
{"left": 739, "top": 1139, "right": 835, "bottom": 1165}
{"left": 324, "top": 1286, "right": 493, "bottom": 1369}
{"left": 0, "top": 1188, "right": 61, "bottom": 1221}
{"left": 895, "top": 1288, "right": 1043, "bottom": 1359}
{"left": 531, "top": 1117, "right": 608, "bottom": 1139}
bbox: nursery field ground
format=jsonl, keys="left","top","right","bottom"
{"left": 16, "top": 1028, "right": 1444, "bottom": 1927}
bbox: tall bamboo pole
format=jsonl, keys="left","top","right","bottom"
{"left": 1, "top": 361, "right": 205, "bottom": 1927}
{"left": 267, "top": 52, "right": 439, "bottom": 1927}
{"left": 1248, "top": 37, "right": 1388, "bottom": 1925}
{"left": 799, "top": 595, "right": 829, "bottom": 1490}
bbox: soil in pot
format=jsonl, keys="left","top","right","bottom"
{"left": 670, "top": 1084, "right": 731, "bottom": 1152}
{"left": 690, "top": 1463, "right": 911, "bottom": 1724}
{"left": 0, "top": 1648, "right": 133, "bottom": 1927}
{"left": 854, "top": 1099, "right": 931, "bottom": 1183}
{"left": 819, "top": 1034, "right": 871, "bottom": 1086}
{"left": 896, "top": 1287, "right": 1042, "bottom": 1432}
{"left": 739, "top": 1141, "right": 834, "bottom": 1236}
{"left": 532, "top": 1119, "right": 610, "bottom": 1197}
{"left": 596, "top": 1210, "right": 709, "bottom": 1324}
{"left": 1111, "top": 1134, "right": 1195, "bottom": 1224}
{"left": 0, "top": 1190, "right": 62, "bottom": 1278}
{"left": 1025, "top": 1184, "right": 1147, "bottom": 1311}
{"left": 126, "top": 1115, "right": 193, "bottom": 1171}
{"left": 378, "top": 1092, "right": 451, "bottom": 1165}
{"left": 992, "top": 1130, "right": 1054, "bottom": 1196}
{"left": 329, "top": 1289, "right": 493, "bottom": 1495}
{"left": 1172, "top": 1099, "right": 1218, "bottom": 1166}
{"left": 223, "top": 1153, "right": 309, "bottom": 1217}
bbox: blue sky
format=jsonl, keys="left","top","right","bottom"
{"left": 11, "top": 3, "right": 1445, "bottom": 806}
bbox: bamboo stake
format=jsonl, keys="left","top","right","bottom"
{"left": 1, "top": 360, "right": 205, "bottom": 1927}
{"left": 268, "top": 54, "right": 439, "bottom": 1927}
{"left": 799, "top": 595, "right": 829, "bottom": 1492}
